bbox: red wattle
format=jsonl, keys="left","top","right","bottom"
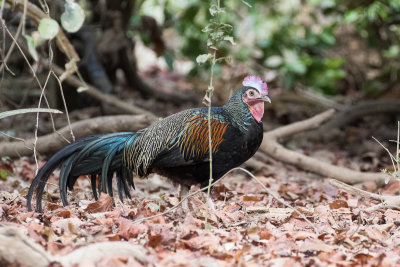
{"left": 250, "top": 101, "right": 264, "bottom": 122}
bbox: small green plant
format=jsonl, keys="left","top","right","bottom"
{"left": 196, "top": 0, "right": 241, "bottom": 229}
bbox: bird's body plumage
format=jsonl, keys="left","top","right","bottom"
{"left": 27, "top": 82, "right": 269, "bottom": 212}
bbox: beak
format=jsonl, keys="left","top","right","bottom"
{"left": 262, "top": 95, "right": 271, "bottom": 103}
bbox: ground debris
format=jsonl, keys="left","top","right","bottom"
{"left": 0, "top": 158, "right": 399, "bottom": 266}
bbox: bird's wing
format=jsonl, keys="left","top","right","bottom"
{"left": 123, "top": 109, "right": 230, "bottom": 175}
{"left": 174, "top": 113, "right": 229, "bottom": 161}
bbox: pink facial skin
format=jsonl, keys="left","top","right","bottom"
{"left": 242, "top": 88, "right": 265, "bottom": 122}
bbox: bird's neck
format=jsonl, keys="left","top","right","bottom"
{"left": 223, "top": 91, "right": 257, "bottom": 132}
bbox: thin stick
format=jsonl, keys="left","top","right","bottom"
{"left": 204, "top": 0, "right": 221, "bottom": 229}
{"left": 372, "top": 136, "right": 397, "bottom": 173}
{"left": 329, "top": 179, "right": 400, "bottom": 212}
{"left": 205, "top": 50, "right": 217, "bottom": 226}
{"left": 133, "top": 167, "right": 319, "bottom": 235}
{"left": 52, "top": 71, "right": 75, "bottom": 142}
{"left": 33, "top": 71, "right": 52, "bottom": 172}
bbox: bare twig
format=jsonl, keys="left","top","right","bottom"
{"left": 33, "top": 70, "right": 52, "bottom": 172}
{"left": 261, "top": 109, "right": 390, "bottom": 184}
{"left": 52, "top": 71, "right": 75, "bottom": 143}
{"left": 329, "top": 179, "right": 400, "bottom": 211}
{"left": 205, "top": 49, "right": 217, "bottom": 226}
{"left": 0, "top": 1, "right": 24, "bottom": 73}
{"left": 308, "top": 100, "right": 400, "bottom": 139}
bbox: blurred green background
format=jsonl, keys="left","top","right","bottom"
{"left": 135, "top": 0, "right": 400, "bottom": 96}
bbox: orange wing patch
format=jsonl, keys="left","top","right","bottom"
{"left": 179, "top": 114, "right": 229, "bottom": 160}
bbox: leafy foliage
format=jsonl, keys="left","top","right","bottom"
{"left": 137, "top": 0, "right": 400, "bottom": 95}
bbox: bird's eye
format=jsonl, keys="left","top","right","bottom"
{"left": 249, "top": 91, "right": 255, "bottom": 96}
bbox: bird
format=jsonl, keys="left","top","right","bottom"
{"left": 27, "top": 75, "right": 271, "bottom": 212}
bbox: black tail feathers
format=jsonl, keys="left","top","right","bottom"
{"left": 27, "top": 132, "right": 136, "bottom": 212}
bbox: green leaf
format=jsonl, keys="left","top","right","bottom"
{"left": 383, "top": 45, "right": 400, "bottom": 58}
{"left": 164, "top": 52, "right": 174, "bottom": 71}
{"left": 0, "top": 108, "right": 63, "bottom": 120}
{"left": 265, "top": 55, "right": 283, "bottom": 68}
{"left": 345, "top": 10, "right": 359, "bottom": 23}
{"left": 0, "top": 169, "right": 8, "bottom": 180}
{"left": 61, "top": 0, "right": 85, "bottom": 33}
{"left": 146, "top": 203, "right": 160, "bottom": 212}
{"left": 209, "top": 5, "right": 224, "bottom": 16}
{"left": 196, "top": 53, "right": 212, "bottom": 64}
{"left": 224, "top": 36, "right": 236, "bottom": 45}
{"left": 320, "top": 32, "right": 335, "bottom": 45}
{"left": 283, "top": 50, "right": 307, "bottom": 74}
{"left": 38, "top": 18, "right": 59, "bottom": 40}
{"left": 24, "top": 34, "right": 38, "bottom": 61}
{"left": 241, "top": 0, "right": 252, "bottom": 8}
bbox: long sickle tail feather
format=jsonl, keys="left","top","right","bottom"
{"left": 27, "top": 132, "right": 137, "bottom": 212}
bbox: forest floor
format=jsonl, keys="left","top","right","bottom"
{"left": 1, "top": 112, "right": 400, "bottom": 266}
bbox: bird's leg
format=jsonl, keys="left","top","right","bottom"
{"left": 179, "top": 184, "right": 190, "bottom": 213}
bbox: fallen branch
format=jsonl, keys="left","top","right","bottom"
{"left": 0, "top": 114, "right": 156, "bottom": 158}
{"left": 261, "top": 109, "right": 390, "bottom": 184}
{"left": 0, "top": 226, "right": 52, "bottom": 267}
{"left": 309, "top": 100, "right": 400, "bottom": 139}
{"left": 0, "top": 226, "right": 146, "bottom": 267}
{"left": 329, "top": 179, "right": 400, "bottom": 211}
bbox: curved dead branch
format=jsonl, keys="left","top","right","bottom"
{"left": 261, "top": 109, "right": 390, "bottom": 184}
{"left": 0, "top": 114, "right": 156, "bottom": 158}
{"left": 309, "top": 99, "right": 400, "bottom": 139}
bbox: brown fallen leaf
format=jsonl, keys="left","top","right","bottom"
{"left": 329, "top": 200, "right": 349, "bottom": 209}
{"left": 183, "top": 232, "right": 220, "bottom": 253}
{"left": 57, "top": 209, "right": 71, "bottom": 219}
{"left": 247, "top": 207, "right": 293, "bottom": 224}
{"left": 259, "top": 230, "right": 272, "bottom": 240}
{"left": 51, "top": 217, "right": 84, "bottom": 235}
{"left": 117, "top": 218, "right": 148, "bottom": 240}
{"left": 243, "top": 195, "right": 263, "bottom": 202}
{"left": 299, "top": 239, "right": 333, "bottom": 253}
{"left": 85, "top": 193, "right": 114, "bottom": 213}
{"left": 380, "top": 180, "right": 400, "bottom": 195}
{"left": 384, "top": 209, "right": 400, "bottom": 222}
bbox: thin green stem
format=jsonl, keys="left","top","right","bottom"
{"left": 205, "top": 50, "right": 217, "bottom": 227}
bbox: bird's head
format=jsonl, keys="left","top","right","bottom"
{"left": 241, "top": 75, "right": 271, "bottom": 122}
